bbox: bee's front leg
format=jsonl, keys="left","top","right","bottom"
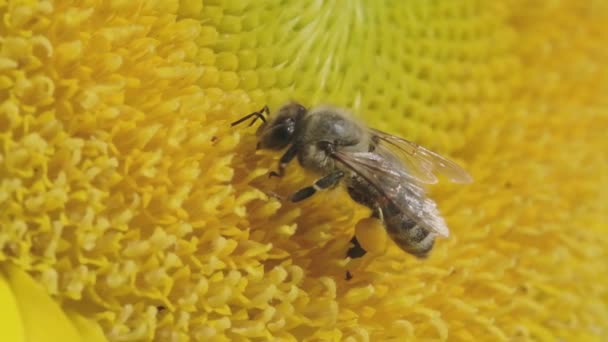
{"left": 269, "top": 144, "right": 298, "bottom": 178}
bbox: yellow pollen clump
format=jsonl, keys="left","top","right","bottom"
{"left": 354, "top": 217, "right": 388, "bottom": 255}
{"left": 0, "top": 0, "right": 607, "bottom": 341}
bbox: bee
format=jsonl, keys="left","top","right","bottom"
{"left": 232, "top": 102, "right": 472, "bottom": 260}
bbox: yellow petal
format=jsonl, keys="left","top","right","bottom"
{"left": 67, "top": 311, "right": 108, "bottom": 342}
{"left": 0, "top": 270, "right": 25, "bottom": 342}
{"left": 1, "top": 263, "right": 107, "bottom": 342}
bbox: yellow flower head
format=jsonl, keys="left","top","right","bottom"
{"left": 1, "top": 0, "right": 607, "bottom": 341}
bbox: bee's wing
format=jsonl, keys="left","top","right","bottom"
{"left": 370, "top": 128, "right": 473, "bottom": 184}
{"left": 332, "top": 150, "right": 450, "bottom": 237}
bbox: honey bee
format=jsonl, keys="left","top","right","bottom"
{"left": 232, "top": 102, "right": 472, "bottom": 260}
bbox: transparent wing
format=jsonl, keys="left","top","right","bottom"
{"left": 370, "top": 128, "right": 473, "bottom": 184}
{"left": 332, "top": 150, "right": 450, "bottom": 237}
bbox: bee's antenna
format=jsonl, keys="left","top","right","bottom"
{"left": 231, "top": 106, "right": 270, "bottom": 127}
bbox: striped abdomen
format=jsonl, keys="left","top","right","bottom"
{"left": 347, "top": 176, "right": 435, "bottom": 258}
{"left": 382, "top": 210, "right": 435, "bottom": 257}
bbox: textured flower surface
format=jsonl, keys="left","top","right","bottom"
{"left": 1, "top": 0, "right": 607, "bottom": 341}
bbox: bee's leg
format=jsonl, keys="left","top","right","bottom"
{"left": 345, "top": 236, "right": 366, "bottom": 281}
{"left": 346, "top": 235, "right": 367, "bottom": 259}
{"left": 375, "top": 206, "right": 385, "bottom": 222}
{"left": 347, "top": 205, "right": 383, "bottom": 260}
{"left": 290, "top": 170, "right": 345, "bottom": 202}
{"left": 345, "top": 207, "right": 384, "bottom": 280}
{"left": 269, "top": 144, "right": 298, "bottom": 178}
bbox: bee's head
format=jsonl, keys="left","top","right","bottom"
{"left": 256, "top": 102, "right": 307, "bottom": 149}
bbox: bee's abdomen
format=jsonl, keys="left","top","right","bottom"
{"left": 385, "top": 217, "right": 435, "bottom": 258}
{"left": 346, "top": 178, "right": 436, "bottom": 258}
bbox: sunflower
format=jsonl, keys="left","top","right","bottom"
{"left": 1, "top": 1, "right": 607, "bottom": 341}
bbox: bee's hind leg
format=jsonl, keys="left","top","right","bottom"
{"left": 290, "top": 170, "right": 345, "bottom": 202}
{"left": 347, "top": 204, "right": 383, "bottom": 260}
{"left": 347, "top": 236, "right": 367, "bottom": 259}
{"left": 345, "top": 236, "right": 367, "bottom": 281}
{"left": 269, "top": 144, "right": 298, "bottom": 178}
{"left": 345, "top": 207, "right": 384, "bottom": 280}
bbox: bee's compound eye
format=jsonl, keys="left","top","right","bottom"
{"left": 272, "top": 123, "right": 294, "bottom": 141}
{"left": 259, "top": 117, "right": 295, "bottom": 149}
{"left": 355, "top": 218, "right": 387, "bottom": 254}
{"left": 296, "top": 104, "right": 307, "bottom": 116}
